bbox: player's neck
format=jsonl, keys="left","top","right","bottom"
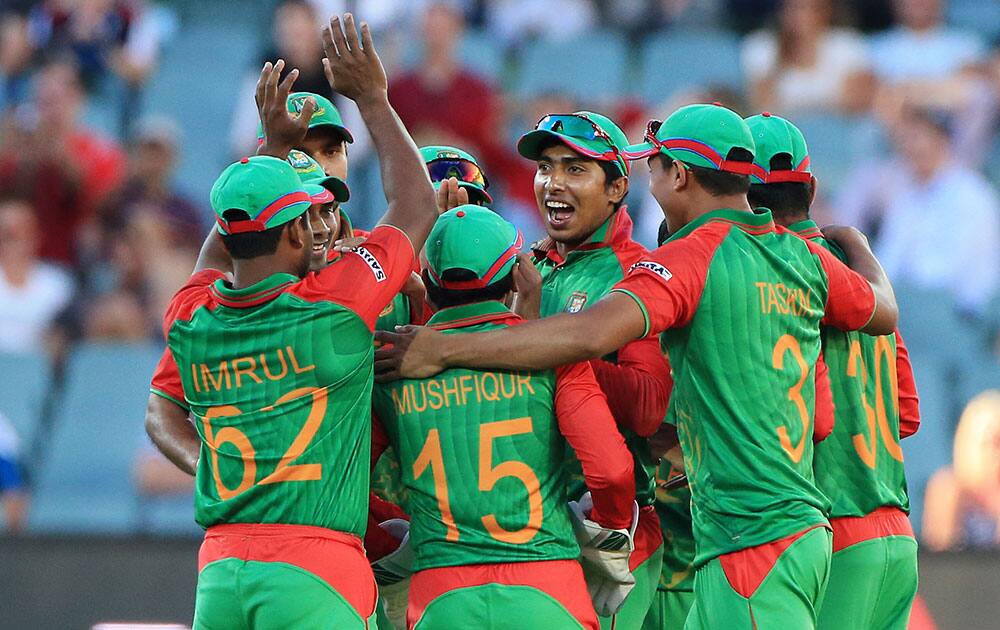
{"left": 771, "top": 210, "right": 810, "bottom": 228}
{"left": 230, "top": 257, "right": 300, "bottom": 290}
{"left": 686, "top": 192, "right": 752, "bottom": 224}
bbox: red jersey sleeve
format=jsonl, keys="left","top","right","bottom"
{"left": 894, "top": 330, "right": 920, "bottom": 438}
{"left": 813, "top": 351, "right": 835, "bottom": 443}
{"left": 295, "top": 225, "right": 416, "bottom": 331}
{"left": 554, "top": 361, "right": 635, "bottom": 530}
{"left": 150, "top": 348, "right": 188, "bottom": 410}
{"left": 611, "top": 222, "right": 728, "bottom": 338}
{"left": 161, "top": 269, "right": 226, "bottom": 338}
{"left": 806, "top": 241, "right": 877, "bottom": 331}
{"left": 588, "top": 336, "right": 672, "bottom": 437}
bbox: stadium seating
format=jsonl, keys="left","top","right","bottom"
{"left": 947, "top": 0, "right": 1000, "bottom": 42}
{"left": 27, "top": 343, "right": 163, "bottom": 534}
{"left": 0, "top": 352, "right": 52, "bottom": 465}
{"left": 516, "top": 31, "right": 628, "bottom": 102}
{"left": 791, "top": 114, "right": 885, "bottom": 192}
{"left": 638, "top": 29, "right": 743, "bottom": 107}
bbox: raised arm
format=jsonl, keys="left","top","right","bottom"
{"left": 821, "top": 225, "right": 897, "bottom": 335}
{"left": 375, "top": 292, "right": 647, "bottom": 380}
{"left": 321, "top": 14, "right": 436, "bottom": 251}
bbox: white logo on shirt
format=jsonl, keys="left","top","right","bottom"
{"left": 630, "top": 261, "right": 673, "bottom": 282}
{"left": 352, "top": 247, "right": 387, "bottom": 282}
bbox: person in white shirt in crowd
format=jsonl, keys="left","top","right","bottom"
{"left": 0, "top": 198, "right": 73, "bottom": 354}
{"left": 742, "top": 0, "right": 873, "bottom": 114}
{"left": 839, "top": 107, "right": 999, "bottom": 316}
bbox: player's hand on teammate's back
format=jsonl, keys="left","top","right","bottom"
{"left": 568, "top": 492, "right": 639, "bottom": 616}
{"left": 435, "top": 177, "right": 469, "bottom": 214}
{"left": 511, "top": 253, "right": 543, "bottom": 320}
{"left": 322, "top": 14, "right": 387, "bottom": 106}
{"left": 255, "top": 59, "right": 314, "bottom": 159}
{"left": 820, "top": 224, "right": 871, "bottom": 250}
{"left": 374, "top": 326, "right": 446, "bottom": 381}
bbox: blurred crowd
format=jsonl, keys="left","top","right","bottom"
{"left": 0, "top": 0, "right": 998, "bottom": 543}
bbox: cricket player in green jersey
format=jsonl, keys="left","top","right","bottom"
{"left": 514, "top": 111, "right": 672, "bottom": 629}
{"left": 146, "top": 15, "right": 438, "bottom": 629}
{"left": 745, "top": 112, "right": 922, "bottom": 630}
{"left": 372, "top": 205, "right": 639, "bottom": 630}
{"left": 375, "top": 103, "right": 902, "bottom": 630}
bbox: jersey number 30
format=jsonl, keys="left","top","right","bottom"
{"left": 413, "top": 418, "right": 544, "bottom": 545}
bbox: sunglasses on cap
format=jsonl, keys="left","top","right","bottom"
{"left": 426, "top": 158, "right": 488, "bottom": 189}
{"left": 534, "top": 113, "right": 624, "bottom": 165}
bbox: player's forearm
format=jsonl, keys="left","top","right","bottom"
{"left": 145, "top": 394, "right": 199, "bottom": 475}
{"left": 834, "top": 235, "right": 898, "bottom": 334}
{"left": 360, "top": 95, "right": 436, "bottom": 251}
{"left": 193, "top": 226, "right": 231, "bottom": 275}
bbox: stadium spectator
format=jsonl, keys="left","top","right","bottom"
{"left": 0, "top": 198, "right": 74, "bottom": 355}
{"left": 98, "top": 115, "right": 202, "bottom": 248}
{"left": 230, "top": 0, "right": 372, "bottom": 162}
{"left": 0, "top": 7, "right": 33, "bottom": 111}
{"left": 837, "top": 108, "right": 999, "bottom": 316}
{"left": 484, "top": 0, "right": 597, "bottom": 49}
{"left": 0, "top": 59, "right": 126, "bottom": 265}
{"left": 0, "top": 410, "right": 27, "bottom": 533}
{"left": 741, "top": 0, "right": 873, "bottom": 113}
{"left": 923, "top": 391, "right": 1000, "bottom": 550}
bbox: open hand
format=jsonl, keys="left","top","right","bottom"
{"left": 321, "top": 14, "right": 387, "bottom": 106}
{"left": 435, "top": 177, "right": 470, "bottom": 214}
{"left": 374, "top": 325, "right": 447, "bottom": 381}
{"left": 255, "top": 59, "right": 314, "bottom": 158}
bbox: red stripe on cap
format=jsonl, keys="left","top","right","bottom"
{"left": 256, "top": 190, "right": 311, "bottom": 225}
{"left": 217, "top": 215, "right": 267, "bottom": 234}
{"left": 310, "top": 189, "right": 335, "bottom": 204}
{"left": 663, "top": 138, "right": 758, "bottom": 175}
{"left": 764, "top": 170, "right": 813, "bottom": 183}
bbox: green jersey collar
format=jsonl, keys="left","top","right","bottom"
{"left": 532, "top": 206, "right": 634, "bottom": 264}
{"left": 787, "top": 218, "right": 823, "bottom": 241}
{"left": 209, "top": 273, "right": 298, "bottom": 308}
{"left": 428, "top": 300, "right": 515, "bottom": 330}
{"left": 668, "top": 207, "right": 775, "bottom": 243}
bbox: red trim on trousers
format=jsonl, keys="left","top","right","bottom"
{"left": 631, "top": 505, "right": 664, "bottom": 570}
{"left": 199, "top": 523, "right": 376, "bottom": 620}
{"left": 718, "top": 524, "right": 829, "bottom": 599}
{"left": 830, "top": 506, "right": 914, "bottom": 553}
{"left": 407, "top": 560, "right": 598, "bottom": 630}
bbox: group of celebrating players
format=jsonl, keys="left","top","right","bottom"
{"left": 143, "top": 12, "right": 921, "bottom": 630}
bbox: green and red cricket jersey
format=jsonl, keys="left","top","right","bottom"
{"left": 790, "top": 219, "right": 920, "bottom": 547}
{"left": 613, "top": 208, "right": 877, "bottom": 566}
{"left": 371, "top": 300, "right": 636, "bottom": 572}
{"left": 533, "top": 209, "right": 671, "bottom": 571}
{"left": 150, "top": 225, "right": 414, "bottom": 536}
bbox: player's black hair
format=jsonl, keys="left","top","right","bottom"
{"left": 220, "top": 210, "right": 305, "bottom": 259}
{"left": 654, "top": 147, "right": 753, "bottom": 196}
{"left": 537, "top": 137, "right": 626, "bottom": 211}
{"left": 657, "top": 219, "right": 671, "bottom": 246}
{"left": 424, "top": 268, "right": 515, "bottom": 309}
{"left": 746, "top": 154, "right": 813, "bottom": 221}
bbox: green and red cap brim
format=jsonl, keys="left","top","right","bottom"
{"left": 517, "top": 111, "right": 630, "bottom": 177}
{"left": 744, "top": 112, "right": 813, "bottom": 184}
{"left": 211, "top": 156, "right": 311, "bottom": 235}
{"left": 286, "top": 149, "right": 350, "bottom": 202}
{"left": 623, "top": 103, "right": 757, "bottom": 176}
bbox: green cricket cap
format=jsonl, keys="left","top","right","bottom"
{"left": 286, "top": 149, "right": 350, "bottom": 202}
{"left": 424, "top": 205, "right": 523, "bottom": 290}
{"left": 420, "top": 145, "right": 492, "bottom": 204}
{"left": 211, "top": 156, "right": 310, "bottom": 235}
{"left": 623, "top": 103, "right": 756, "bottom": 176}
{"left": 255, "top": 92, "right": 354, "bottom": 143}
{"left": 744, "top": 112, "right": 812, "bottom": 184}
{"left": 518, "top": 111, "right": 630, "bottom": 176}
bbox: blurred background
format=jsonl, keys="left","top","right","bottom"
{"left": 0, "top": 0, "right": 998, "bottom": 627}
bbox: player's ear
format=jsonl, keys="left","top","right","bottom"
{"left": 808, "top": 175, "right": 818, "bottom": 206}
{"left": 609, "top": 175, "right": 628, "bottom": 205}
{"left": 287, "top": 213, "right": 308, "bottom": 248}
{"left": 673, "top": 160, "right": 688, "bottom": 192}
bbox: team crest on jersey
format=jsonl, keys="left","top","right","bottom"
{"left": 352, "top": 246, "right": 387, "bottom": 282}
{"left": 630, "top": 261, "right": 673, "bottom": 282}
{"left": 565, "top": 291, "right": 588, "bottom": 313}
{"left": 290, "top": 95, "right": 326, "bottom": 117}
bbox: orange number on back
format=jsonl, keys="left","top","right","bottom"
{"left": 413, "top": 429, "right": 460, "bottom": 542}
{"left": 772, "top": 335, "right": 811, "bottom": 463}
{"left": 848, "top": 337, "right": 904, "bottom": 468}
{"left": 202, "top": 388, "right": 326, "bottom": 500}
{"left": 479, "top": 418, "right": 543, "bottom": 544}
{"left": 414, "top": 418, "right": 544, "bottom": 544}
